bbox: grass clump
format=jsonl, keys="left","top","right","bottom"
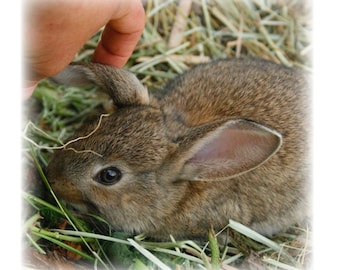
{"left": 22, "top": 0, "right": 312, "bottom": 269}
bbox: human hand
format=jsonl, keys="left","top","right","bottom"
{"left": 24, "top": 0, "right": 145, "bottom": 98}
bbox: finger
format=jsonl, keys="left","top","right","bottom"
{"left": 91, "top": 0, "right": 145, "bottom": 67}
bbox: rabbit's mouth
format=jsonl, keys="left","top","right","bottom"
{"left": 60, "top": 199, "right": 113, "bottom": 234}
{"left": 61, "top": 197, "right": 100, "bottom": 218}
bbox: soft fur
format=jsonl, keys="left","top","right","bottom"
{"left": 47, "top": 58, "right": 310, "bottom": 240}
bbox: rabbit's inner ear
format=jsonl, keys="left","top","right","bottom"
{"left": 179, "top": 119, "right": 282, "bottom": 181}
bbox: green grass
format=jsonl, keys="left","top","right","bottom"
{"left": 22, "top": 0, "right": 312, "bottom": 269}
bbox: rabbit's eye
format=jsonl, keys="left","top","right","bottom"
{"left": 95, "top": 167, "right": 122, "bottom": 185}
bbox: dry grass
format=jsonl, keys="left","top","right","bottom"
{"left": 22, "top": 0, "right": 312, "bottom": 269}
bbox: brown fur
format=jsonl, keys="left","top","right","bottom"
{"left": 47, "top": 58, "right": 310, "bottom": 240}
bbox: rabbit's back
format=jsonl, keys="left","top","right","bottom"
{"left": 157, "top": 58, "right": 310, "bottom": 237}
{"left": 160, "top": 58, "right": 308, "bottom": 127}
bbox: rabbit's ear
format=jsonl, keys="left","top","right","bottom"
{"left": 51, "top": 63, "right": 149, "bottom": 106}
{"left": 179, "top": 119, "right": 282, "bottom": 181}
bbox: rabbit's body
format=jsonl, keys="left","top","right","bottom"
{"left": 47, "top": 58, "right": 310, "bottom": 240}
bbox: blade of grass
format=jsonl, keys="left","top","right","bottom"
{"left": 25, "top": 233, "right": 46, "bottom": 255}
{"left": 208, "top": 228, "right": 221, "bottom": 270}
{"left": 128, "top": 238, "right": 171, "bottom": 270}
{"left": 152, "top": 247, "right": 203, "bottom": 264}
{"left": 52, "top": 229, "right": 131, "bottom": 245}
{"left": 262, "top": 257, "right": 299, "bottom": 270}
{"left": 228, "top": 219, "right": 295, "bottom": 264}
{"left": 222, "top": 252, "right": 244, "bottom": 265}
{"left": 31, "top": 226, "right": 94, "bottom": 243}
{"left": 32, "top": 230, "right": 94, "bottom": 261}
{"left": 22, "top": 192, "right": 64, "bottom": 216}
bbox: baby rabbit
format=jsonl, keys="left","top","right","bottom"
{"left": 47, "top": 58, "right": 310, "bottom": 240}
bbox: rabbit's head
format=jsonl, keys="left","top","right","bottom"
{"left": 47, "top": 62, "right": 292, "bottom": 238}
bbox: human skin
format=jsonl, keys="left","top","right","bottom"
{"left": 23, "top": 0, "right": 145, "bottom": 98}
